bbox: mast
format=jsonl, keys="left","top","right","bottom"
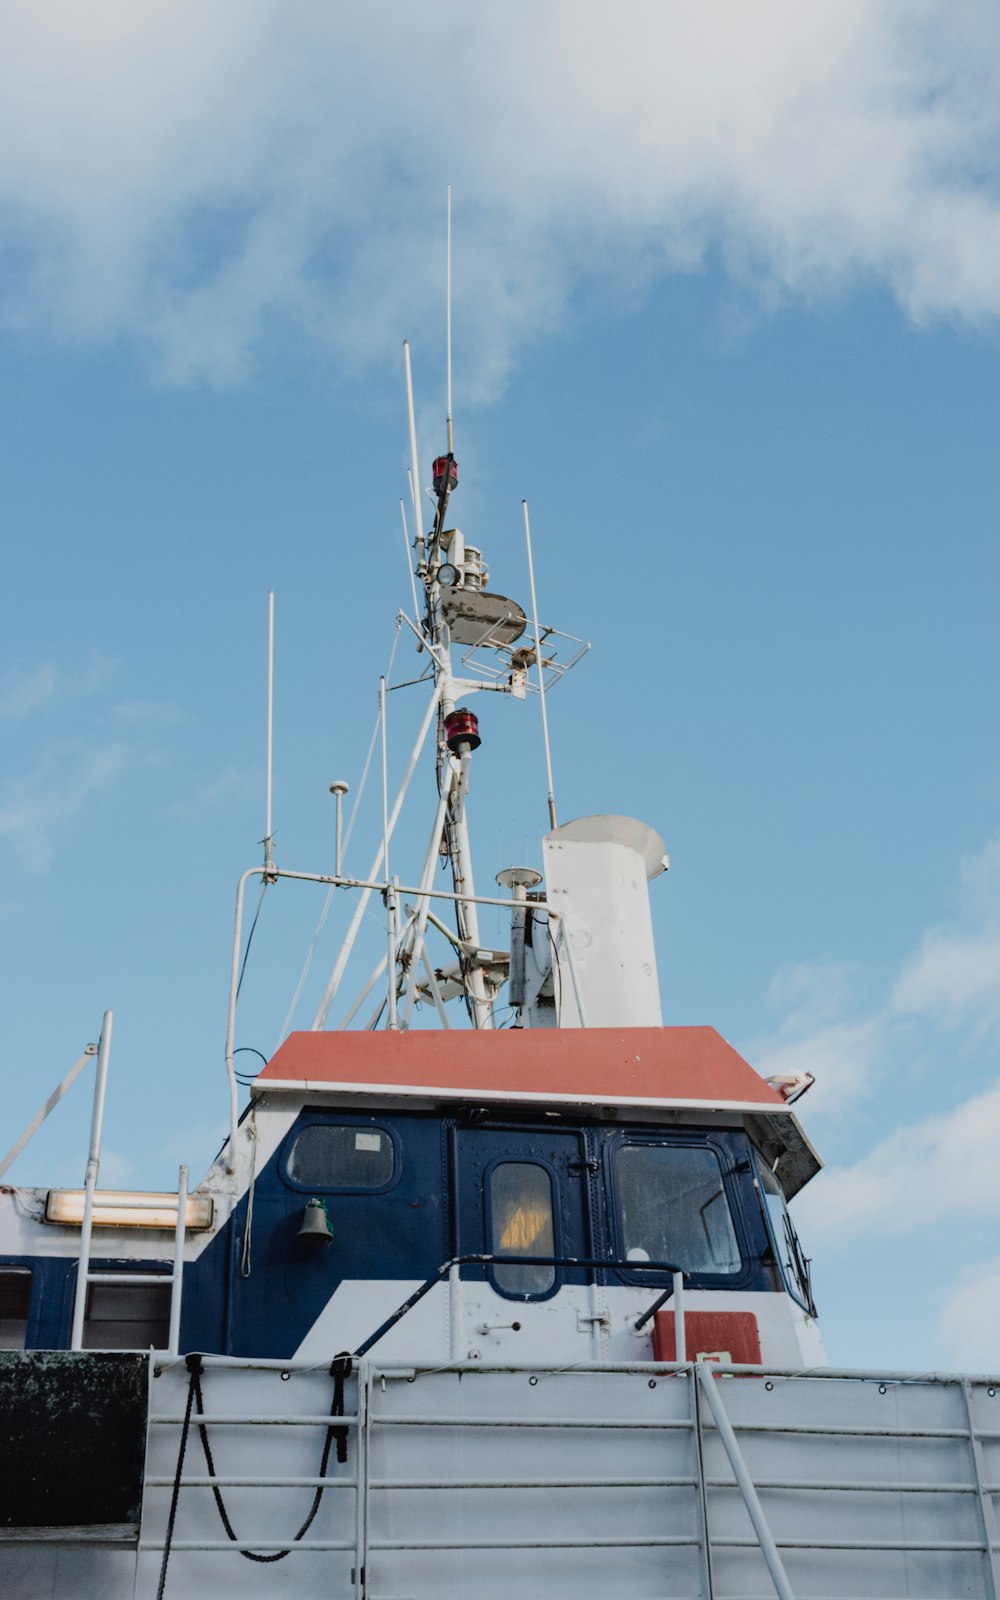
{"left": 406, "top": 310, "right": 493, "bottom": 1027}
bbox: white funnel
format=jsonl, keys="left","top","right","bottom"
{"left": 542, "top": 814, "right": 666, "bottom": 1029}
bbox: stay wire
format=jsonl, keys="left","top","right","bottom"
{"left": 276, "top": 622, "right": 402, "bottom": 1045}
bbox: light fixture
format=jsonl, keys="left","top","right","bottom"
{"left": 45, "top": 1189, "right": 214, "bottom": 1230}
{"left": 437, "top": 562, "right": 460, "bottom": 587}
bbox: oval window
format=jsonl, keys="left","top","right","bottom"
{"left": 489, "top": 1162, "right": 556, "bottom": 1297}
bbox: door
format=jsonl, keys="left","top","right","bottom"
{"left": 453, "top": 1124, "right": 595, "bottom": 1358}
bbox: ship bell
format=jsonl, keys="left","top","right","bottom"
{"left": 297, "top": 1198, "right": 333, "bottom": 1243}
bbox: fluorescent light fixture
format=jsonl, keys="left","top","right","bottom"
{"left": 44, "top": 1189, "right": 214, "bottom": 1231}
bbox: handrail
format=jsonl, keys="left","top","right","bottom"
{"left": 0, "top": 1041, "right": 98, "bottom": 1180}
{"left": 354, "top": 1251, "right": 684, "bottom": 1357}
{"left": 695, "top": 1361, "right": 796, "bottom": 1600}
{"left": 223, "top": 859, "right": 554, "bottom": 1172}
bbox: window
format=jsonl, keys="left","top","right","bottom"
{"left": 83, "top": 1281, "right": 171, "bottom": 1350}
{"left": 616, "top": 1143, "right": 741, "bottom": 1275}
{"left": 0, "top": 1268, "right": 31, "bottom": 1349}
{"left": 756, "top": 1159, "right": 814, "bottom": 1312}
{"left": 286, "top": 1124, "right": 395, "bottom": 1190}
{"left": 489, "top": 1162, "right": 556, "bottom": 1297}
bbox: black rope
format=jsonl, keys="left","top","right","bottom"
{"left": 191, "top": 1352, "right": 352, "bottom": 1562}
{"left": 155, "top": 1351, "right": 201, "bottom": 1600}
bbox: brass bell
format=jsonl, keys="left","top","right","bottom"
{"left": 297, "top": 1198, "right": 333, "bottom": 1243}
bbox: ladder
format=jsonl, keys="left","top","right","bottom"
{"left": 68, "top": 1010, "right": 188, "bottom": 1355}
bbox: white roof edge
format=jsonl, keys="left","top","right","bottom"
{"left": 254, "top": 1077, "right": 790, "bottom": 1116}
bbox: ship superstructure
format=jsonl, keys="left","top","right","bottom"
{"left": 1, "top": 328, "right": 998, "bottom": 1600}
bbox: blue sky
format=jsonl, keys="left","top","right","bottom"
{"left": 1, "top": 1, "right": 999, "bottom": 1371}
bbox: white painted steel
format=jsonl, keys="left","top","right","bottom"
{"left": 310, "top": 679, "right": 445, "bottom": 1029}
{"left": 166, "top": 1164, "right": 187, "bottom": 1357}
{"left": 386, "top": 878, "right": 400, "bottom": 1031}
{"left": 401, "top": 766, "right": 454, "bottom": 1027}
{"left": 445, "top": 185, "right": 453, "bottom": 455}
{"left": 403, "top": 340, "right": 422, "bottom": 537}
{"left": 70, "top": 1009, "right": 113, "bottom": 1351}
{"left": 522, "top": 500, "right": 558, "bottom": 831}
{"left": 8, "top": 1361, "right": 1000, "bottom": 1598}
{"left": 0, "top": 1042, "right": 97, "bottom": 1180}
{"left": 399, "top": 499, "right": 421, "bottom": 631}
{"left": 264, "top": 590, "right": 274, "bottom": 870}
{"left": 695, "top": 1361, "right": 794, "bottom": 1600}
{"left": 674, "top": 1270, "right": 687, "bottom": 1362}
{"left": 543, "top": 820, "right": 663, "bottom": 1028}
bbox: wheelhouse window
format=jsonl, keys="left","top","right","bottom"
{"left": 616, "top": 1143, "right": 741, "bottom": 1275}
{"left": 756, "top": 1158, "right": 814, "bottom": 1312}
{"left": 489, "top": 1162, "right": 556, "bottom": 1297}
{"left": 0, "top": 1268, "right": 31, "bottom": 1349}
{"left": 83, "top": 1280, "right": 170, "bottom": 1350}
{"left": 286, "top": 1124, "right": 395, "bottom": 1190}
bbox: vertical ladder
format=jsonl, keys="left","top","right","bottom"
{"left": 69, "top": 1010, "right": 188, "bottom": 1355}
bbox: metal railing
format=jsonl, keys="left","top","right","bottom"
{"left": 348, "top": 1250, "right": 688, "bottom": 1360}
{"left": 136, "top": 1356, "right": 1000, "bottom": 1599}
{"left": 67, "top": 1011, "right": 189, "bottom": 1357}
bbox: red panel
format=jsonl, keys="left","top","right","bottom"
{"left": 652, "top": 1310, "right": 762, "bottom": 1365}
{"left": 258, "top": 1026, "right": 784, "bottom": 1110}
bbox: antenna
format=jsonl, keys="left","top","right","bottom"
{"left": 400, "top": 498, "right": 421, "bottom": 628}
{"left": 523, "top": 501, "right": 558, "bottom": 831}
{"left": 446, "top": 184, "right": 453, "bottom": 455}
{"left": 264, "top": 590, "right": 274, "bottom": 868}
{"left": 403, "top": 341, "right": 422, "bottom": 537}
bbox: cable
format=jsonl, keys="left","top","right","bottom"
{"left": 232, "top": 1046, "right": 268, "bottom": 1085}
{"left": 235, "top": 885, "right": 268, "bottom": 1001}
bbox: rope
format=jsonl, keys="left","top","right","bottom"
{"left": 239, "top": 1103, "right": 258, "bottom": 1278}
{"left": 155, "top": 1351, "right": 201, "bottom": 1600}
{"left": 192, "top": 1353, "right": 353, "bottom": 1563}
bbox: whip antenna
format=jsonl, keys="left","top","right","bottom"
{"left": 264, "top": 590, "right": 274, "bottom": 869}
{"left": 446, "top": 184, "right": 453, "bottom": 455}
{"left": 523, "top": 501, "right": 558, "bottom": 831}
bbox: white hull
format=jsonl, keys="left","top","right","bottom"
{"left": 4, "top": 1354, "right": 999, "bottom": 1599}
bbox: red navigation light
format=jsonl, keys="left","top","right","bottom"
{"left": 433, "top": 455, "right": 458, "bottom": 494}
{"left": 444, "top": 708, "right": 480, "bottom": 753}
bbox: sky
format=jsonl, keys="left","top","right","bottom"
{"left": 1, "top": 0, "right": 999, "bottom": 1373}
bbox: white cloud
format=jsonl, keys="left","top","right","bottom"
{"left": 795, "top": 1079, "right": 1000, "bottom": 1243}
{"left": 891, "top": 931, "right": 1000, "bottom": 1032}
{"left": 764, "top": 837, "right": 1000, "bottom": 1266}
{"left": 0, "top": 654, "right": 116, "bottom": 721}
{"left": 938, "top": 1258, "right": 1000, "bottom": 1370}
{"left": 891, "top": 840, "right": 1000, "bottom": 1036}
{"left": 170, "top": 763, "right": 257, "bottom": 821}
{"left": 112, "top": 699, "right": 184, "bottom": 727}
{"left": 1, "top": 3, "right": 1000, "bottom": 385}
{"left": 0, "top": 740, "right": 131, "bottom": 869}
{"left": 749, "top": 960, "right": 891, "bottom": 1118}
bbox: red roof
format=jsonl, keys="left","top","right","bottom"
{"left": 257, "top": 1026, "right": 786, "bottom": 1113}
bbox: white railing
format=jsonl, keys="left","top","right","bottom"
{"left": 67, "top": 1011, "right": 189, "bottom": 1357}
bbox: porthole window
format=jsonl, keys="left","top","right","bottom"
{"left": 286, "top": 1124, "right": 395, "bottom": 1191}
{"left": 616, "top": 1143, "right": 742, "bottom": 1275}
{"left": 489, "top": 1162, "right": 556, "bottom": 1297}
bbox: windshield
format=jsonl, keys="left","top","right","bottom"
{"left": 756, "top": 1158, "right": 815, "bottom": 1312}
{"left": 616, "top": 1143, "right": 742, "bottom": 1274}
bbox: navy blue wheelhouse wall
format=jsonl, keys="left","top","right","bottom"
{"left": 177, "top": 1107, "right": 783, "bottom": 1359}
